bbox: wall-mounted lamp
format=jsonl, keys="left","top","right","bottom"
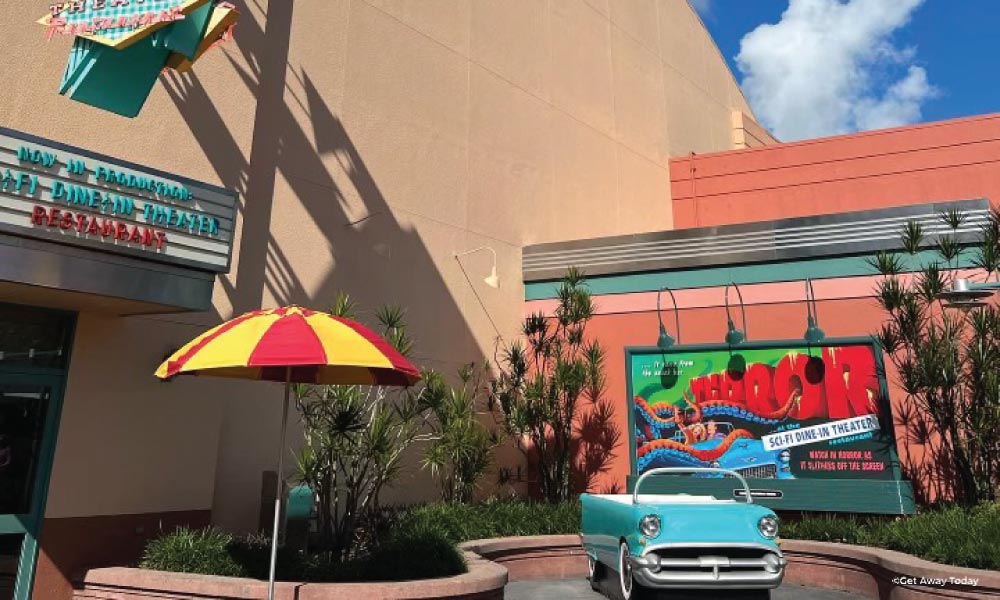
{"left": 939, "top": 277, "right": 994, "bottom": 311}
{"left": 723, "top": 282, "right": 747, "bottom": 346}
{"left": 804, "top": 278, "right": 826, "bottom": 344}
{"left": 656, "top": 286, "right": 681, "bottom": 350}
{"left": 454, "top": 247, "right": 500, "bottom": 289}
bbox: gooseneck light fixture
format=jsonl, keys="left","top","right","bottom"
{"left": 804, "top": 278, "right": 826, "bottom": 344}
{"left": 454, "top": 246, "right": 502, "bottom": 341}
{"left": 939, "top": 277, "right": 994, "bottom": 311}
{"left": 724, "top": 282, "right": 747, "bottom": 346}
{"left": 656, "top": 286, "right": 681, "bottom": 350}
{"left": 454, "top": 246, "right": 500, "bottom": 289}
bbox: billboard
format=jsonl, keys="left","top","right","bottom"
{"left": 629, "top": 342, "right": 898, "bottom": 484}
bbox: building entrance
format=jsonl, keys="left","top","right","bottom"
{"left": 0, "top": 304, "right": 73, "bottom": 600}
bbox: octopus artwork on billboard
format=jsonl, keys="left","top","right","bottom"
{"left": 629, "top": 342, "right": 896, "bottom": 482}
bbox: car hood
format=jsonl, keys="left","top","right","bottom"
{"left": 635, "top": 501, "right": 779, "bottom": 547}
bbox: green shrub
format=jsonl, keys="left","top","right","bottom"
{"left": 783, "top": 503, "right": 1000, "bottom": 571}
{"left": 145, "top": 503, "right": 1000, "bottom": 581}
{"left": 878, "top": 504, "right": 1000, "bottom": 570}
{"left": 226, "top": 533, "right": 303, "bottom": 580}
{"left": 141, "top": 527, "right": 247, "bottom": 578}
{"left": 396, "top": 499, "right": 581, "bottom": 543}
{"left": 781, "top": 514, "right": 881, "bottom": 545}
{"left": 334, "top": 525, "right": 466, "bottom": 582}
{"left": 140, "top": 525, "right": 467, "bottom": 582}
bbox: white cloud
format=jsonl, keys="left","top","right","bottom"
{"left": 689, "top": 0, "right": 712, "bottom": 17}
{"left": 736, "top": 0, "right": 937, "bottom": 141}
{"left": 854, "top": 65, "right": 934, "bottom": 131}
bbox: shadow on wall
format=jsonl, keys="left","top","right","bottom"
{"left": 572, "top": 398, "right": 623, "bottom": 495}
{"left": 157, "top": 0, "right": 625, "bottom": 515}
{"left": 157, "top": 0, "right": 491, "bottom": 527}
{"left": 878, "top": 345, "right": 957, "bottom": 505}
{"left": 894, "top": 400, "right": 959, "bottom": 505}
{"left": 160, "top": 1, "right": 471, "bottom": 328}
{"left": 509, "top": 396, "right": 623, "bottom": 499}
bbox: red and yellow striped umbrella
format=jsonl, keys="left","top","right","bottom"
{"left": 155, "top": 305, "right": 419, "bottom": 600}
{"left": 155, "top": 306, "right": 420, "bottom": 386}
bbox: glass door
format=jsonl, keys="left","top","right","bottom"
{"left": 0, "top": 375, "right": 64, "bottom": 600}
{"left": 0, "top": 303, "right": 73, "bottom": 600}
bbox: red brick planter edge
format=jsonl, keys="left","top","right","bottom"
{"left": 72, "top": 536, "right": 1000, "bottom": 600}
{"left": 72, "top": 551, "right": 506, "bottom": 600}
{"left": 461, "top": 535, "right": 1000, "bottom": 599}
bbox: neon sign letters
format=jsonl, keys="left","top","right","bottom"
{"left": 5, "top": 143, "right": 228, "bottom": 253}
{"left": 0, "top": 128, "right": 237, "bottom": 272}
{"left": 45, "top": 5, "right": 185, "bottom": 39}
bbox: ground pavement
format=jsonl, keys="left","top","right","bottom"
{"left": 506, "top": 578, "right": 866, "bottom": 600}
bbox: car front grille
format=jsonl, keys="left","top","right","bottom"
{"left": 635, "top": 545, "right": 785, "bottom": 588}
{"left": 735, "top": 464, "right": 777, "bottom": 479}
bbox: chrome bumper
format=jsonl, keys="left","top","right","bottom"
{"left": 630, "top": 548, "right": 786, "bottom": 590}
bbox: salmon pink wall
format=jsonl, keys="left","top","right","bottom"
{"left": 545, "top": 114, "right": 999, "bottom": 503}
{"left": 670, "top": 113, "right": 1000, "bottom": 228}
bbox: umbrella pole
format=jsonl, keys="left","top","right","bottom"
{"left": 267, "top": 368, "right": 291, "bottom": 600}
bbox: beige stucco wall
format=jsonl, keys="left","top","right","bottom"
{"left": 0, "top": 0, "right": 753, "bottom": 528}
{"left": 732, "top": 110, "right": 780, "bottom": 149}
{"left": 0, "top": 0, "right": 266, "bottom": 521}
{"left": 43, "top": 314, "right": 227, "bottom": 517}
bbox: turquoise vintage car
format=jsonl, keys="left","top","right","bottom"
{"left": 581, "top": 468, "right": 786, "bottom": 600}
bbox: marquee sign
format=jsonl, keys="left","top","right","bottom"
{"left": 40, "top": 0, "right": 209, "bottom": 48}
{"left": 625, "top": 340, "right": 916, "bottom": 513}
{"left": 0, "top": 127, "right": 236, "bottom": 273}
{"left": 36, "top": 1, "right": 239, "bottom": 117}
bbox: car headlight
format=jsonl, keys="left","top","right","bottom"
{"left": 639, "top": 514, "right": 661, "bottom": 538}
{"left": 779, "top": 450, "right": 791, "bottom": 463}
{"left": 758, "top": 515, "right": 779, "bottom": 539}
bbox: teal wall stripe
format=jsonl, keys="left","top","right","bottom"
{"left": 524, "top": 250, "right": 977, "bottom": 300}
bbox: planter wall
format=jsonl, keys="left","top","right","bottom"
{"left": 71, "top": 537, "right": 1000, "bottom": 600}
{"left": 71, "top": 551, "right": 506, "bottom": 600}
{"left": 460, "top": 535, "right": 588, "bottom": 582}
{"left": 782, "top": 540, "right": 1000, "bottom": 600}
{"left": 466, "top": 536, "right": 1000, "bottom": 599}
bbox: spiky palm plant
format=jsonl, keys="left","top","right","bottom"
{"left": 489, "top": 268, "right": 610, "bottom": 503}
{"left": 293, "top": 293, "right": 438, "bottom": 560}
{"left": 421, "top": 364, "right": 498, "bottom": 503}
{"left": 873, "top": 212, "right": 1000, "bottom": 505}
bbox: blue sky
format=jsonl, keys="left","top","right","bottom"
{"left": 692, "top": 0, "right": 998, "bottom": 141}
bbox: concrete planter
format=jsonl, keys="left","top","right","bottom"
{"left": 72, "top": 536, "right": 1000, "bottom": 600}
{"left": 782, "top": 539, "right": 1000, "bottom": 599}
{"left": 71, "top": 551, "right": 506, "bottom": 600}
{"left": 463, "top": 535, "right": 1000, "bottom": 599}
{"left": 460, "top": 535, "right": 588, "bottom": 582}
